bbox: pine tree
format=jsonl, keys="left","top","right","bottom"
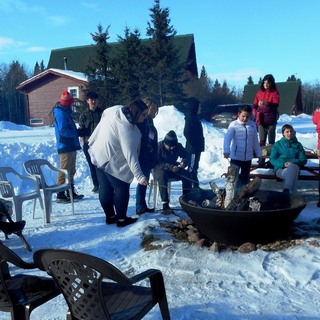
{"left": 86, "top": 24, "right": 115, "bottom": 108}
{"left": 247, "top": 76, "right": 254, "bottom": 85}
{"left": 33, "top": 62, "right": 40, "bottom": 76}
{"left": 145, "top": 0, "right": 185, "bottom": 106}
{"left": 40, "top": 60, "right": 46, "bottom": 72}
{"left": 113, "top": 27, "right": 145, "bottom": 104}
{"left": 3, "top": 61, "right": 28, "bottom": 124}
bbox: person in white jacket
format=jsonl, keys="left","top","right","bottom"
{"left": 223, "top": 105, "right": 262, "bottom": 200}
{"left": 88, "top": 100, "right": 148, "bottom": 227}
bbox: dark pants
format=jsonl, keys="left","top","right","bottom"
{"left": 230, "top": 159, "right": 252, "bottom": 190}
{"left": 135, "top": 166, "right": 152, "bottom": 211}
{"left": 258, "top": 124, "right": 276, "bottom": 146}
{"left": 96, "top": 168, "right": 130, "bottom": 220}
{"left": 83, "top": 142, "right": 99, "bottom": 187}
{"left": 187, "top": 152, "right": 201, "bottom": 189}
{"left": 154, "top": 167, "right": 192, "bottom": 204}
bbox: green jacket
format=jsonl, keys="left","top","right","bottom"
{"left": 78, "top": 107, "right": 103, "bottom": 142}
{"left": 270, "top": 136, "right": 307, "bottom": 173}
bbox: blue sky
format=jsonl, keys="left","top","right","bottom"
{"left": 0, "top": 0, "right": 319, "bottom": 89}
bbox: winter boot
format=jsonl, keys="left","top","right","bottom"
{"left": 67, "top": 185, "right": 84, "bottom": 201}
{"left": 56, "top": 191, "right": 71, "bottom": 203}
{"left": 162, "top": 203, "right": 174, "bottom": 215}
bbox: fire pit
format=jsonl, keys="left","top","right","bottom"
{"left": 179, "top": 189, "right": 306, "bottom": 245}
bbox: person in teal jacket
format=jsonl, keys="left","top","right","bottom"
{"left": 270, "top": 124, "right": 307, "bottom": 194}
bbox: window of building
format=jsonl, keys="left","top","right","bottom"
{"left": 68, "top": 86, "right": 79, "bottom": 98}
{"left": 30, "top": 118, "right": 44, "bottom": 125}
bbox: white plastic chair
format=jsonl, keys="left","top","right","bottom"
{"left": 0, "top": 166, "right": 44, "bottom": 222}
{"left": 24, "top": 159, "right": 74, "bottom": 224}
{"left": 148, "top": 170, "right": 180, "bottom": 209}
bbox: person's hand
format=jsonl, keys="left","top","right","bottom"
{"left": 172, "top": 166, "right": 179, "bottom": 173}
{"left": 179, "top": 161, "right": 186, "bottom": 169}
{"left": 284, "top": 161, "right": 291, "bottom": 168}
{"left": 223, "top": 153, "right": 230, "bottom": 159}
{"left": 139, "top": 178, "right": 148, "bottom": 186}
{"left": 258, "top": 101, "right": 267, "bottom": 107}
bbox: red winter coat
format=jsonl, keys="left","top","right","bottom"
{"left": 253, "top": 89, "right": 280, "bottom": 126}
{"left": 312, "top": 110, "right": 320, "bottom": 149}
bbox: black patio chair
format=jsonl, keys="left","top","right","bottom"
{"left": 34, "top": 248, "right": 171, "bottom": 320}
{"left": 0, "top": 243, "right": 61, "bottom": 320}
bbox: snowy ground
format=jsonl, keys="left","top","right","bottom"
{"left": 0, "top": 106, "right": 320, "bottom": 319}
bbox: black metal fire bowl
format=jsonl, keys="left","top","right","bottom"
{"left": 179, "top": 190, "right": 306, "bottom": 245}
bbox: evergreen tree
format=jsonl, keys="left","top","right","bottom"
{"left": 145, "top": 0, "right": 185, "bottom": 106}
{"left": 247, "top": 76, "right": 254, "bottom": 85}
{"left": 86, "top": 24, "right": 114, "bottom": 109}
{"left": 33, "top": 62, "right": 40, "bottom": 76}
{"left": 3, "top": 61, "right": 28, "bottom": 124}
{"left": 40, "top": 60, "right": 46, "bottom": 72}
{"left": 113, "top": 27, "right": 145, "bottom": 104}
{"left": 287, "top": 74, "right": 301, "bottom": 82}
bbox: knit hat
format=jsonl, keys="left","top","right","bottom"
{"left": 164, "top": 130, "right": 178, "bottom": 147}
{"left": 86, "top": 91, "right": 98, "bottom": 99}
{"left": 60, "top": 90, "right": 74, "bottom": 106}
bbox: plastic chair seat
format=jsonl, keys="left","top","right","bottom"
{"left": 24, "top": 159, "right": 74, "bottom": 224}
{"left": 0, "top": 244, "right": 61, "bottom": 320}
{"left": 34, "top": 248, "right": 171, "bottom": 320}
{"left": 0, "top": 167, "right": 44, "bottom": 222}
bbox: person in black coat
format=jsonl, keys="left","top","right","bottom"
{"left": 154, "top": 130, "right": 192, "bottom": 214}
{"left": 183, "top": 97, "right": 205, "bottom": 189}
{"left": 135, "top": 98, "right": 159, "bottom": 215}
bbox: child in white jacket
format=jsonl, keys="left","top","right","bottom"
{"left": 223, "top": 105, "right": 262, "bottom": 204}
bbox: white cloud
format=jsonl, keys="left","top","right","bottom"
{"left": 27, "top": 46, "right": 46, "bottom": 52}
{"left": 208, "top": 68, "right": 262, "bottom": 87}
{"left": 47, "top": 15, "right": 69, "bottom": 26}
{"left": 0, "top": 37, "right": 14, "bottom": 49}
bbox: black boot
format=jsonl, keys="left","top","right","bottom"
{"left": 67, "top": 185, "right": 84, "bottom": 201}
{"left": 56, "top": 191, "right": 70, "bottom": 203}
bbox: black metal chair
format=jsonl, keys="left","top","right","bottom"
{"left": 0, "top": 243, "right": 61, "bottom": 320}
{"left": 34, "top": 248, "right": 171, "bottom": 320}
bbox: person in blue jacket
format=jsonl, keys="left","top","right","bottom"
{"left": 270, "top": 124, "right": 307, "bottom": 194}
{"left": 53, "top": 90, "right": 84, "bottom": 203}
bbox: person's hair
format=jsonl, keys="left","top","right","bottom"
{"left": 238, "top": 105, "right": 252, "bottom": 114}
{"left": 281, "top": 124, "right": 294, "bottom": 134}
{"left": 260, "top": 74, "right": 277, "bottom": 92}
{"left": 128, "top": 99, "right": 148, "bottom": 124}
{"left": 143, "top": 97, "right": 159, "bottom": 111}
{"left": 86, "top": 91, "right": 98, "bottom": 99}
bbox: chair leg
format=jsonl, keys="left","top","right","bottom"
{"left": 147, "top": 179, "right": 154, "bottom": 207}
{"left": 158, "top": 296, "right": 171, "bottom": 320}
{"left": 69, "top": 188, "right": 74, "bottom": 215}
{"left": 154, "top": 180, "right": 159, "bottom": 209}
{"left": 44, "top": 194, "right": 52, "bottom": 224}
{"left": 13, "top": 203, "right": 23, "bottom": 221}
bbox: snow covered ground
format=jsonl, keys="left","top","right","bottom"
{"left": 0, "top": 106, "right": 320, "bottom": 319}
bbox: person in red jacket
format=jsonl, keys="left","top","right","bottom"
{"left": 312, "top": 107, "right": 320, "bottom": 156}
{"left": 253, "top": 74, "right": 280, "bottom": 147}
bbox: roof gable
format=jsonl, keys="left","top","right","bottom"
{"left": 17, "top": 68, "right": 87, "bottom": 92}
{"left": 47, "top": 34, "right": 198, "bottom": 76}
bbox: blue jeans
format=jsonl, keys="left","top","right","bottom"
{"left": 96, "top": 168, "right": 130, "bottom": 220}
{"left": 83, "top": 142, "right": 99, "bottom": 187}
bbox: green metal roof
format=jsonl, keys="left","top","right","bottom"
{"left": 47, "top": 34, "right": 197, "bottom": 76}
{"left": 242, "top": 81, "right": 303, "bottom": 115}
